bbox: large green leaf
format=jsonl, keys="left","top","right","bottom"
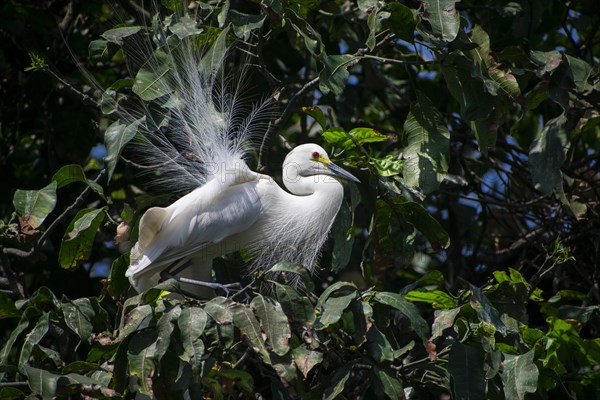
{"left": 104, "top": 117, "right": 144, "bottom": 180}
{"left": 51, "top": 164, "right": 104, "bottom": 198}
{"left": 420, "top": 0, "right": 460, "bottom": 42}
{"left": 373, "top": 366, "right": 404, "bottom": 399}
{"left": 274, "top": 283, "right": 315, "bottom": 324}
{"left": 62, "top": 298, "right": 95, "bottom": 343}
{"left": 502, "top": 349, "right": 539, "bottom": 400}
{"left": 198, "top": 26, "right": 228, "bottom": 79}
{"left": 232, "top": 304, "right": 271, "bottom": 363}
{"left": 101, "top": 26, "right": 142, "bottom": 45}
{"left": 127, "top": 330, "right": 158, "bottom": 396}
{"left": 366, "top": 326, "right": 394, "bottom": 362}
{"left": 402, "top": 92, "right": 449, "bottom": 193}
{"left": 251, "top": 295, "right": 290, "bottom": 356}
{"left": 319, "top": 54, "right": 353, "bottom": 95}
{"left": 386, "top": 3, "right": 417, "bottom": 42}
{"left": 528, "top": 114, "right": 568, "bottom": 195}
{"left": 132, "top": 50, "right": 173, "bottom": 101}
{"left": 58, "top": 207, "right": 106, "bottom": 270}
{"left": 155, "top": 304, "right": 181, "bottom": 361}
{"left": 469, "top": 283, "right": 508, "bottom": 335}
{"left": 13, "top": 181, "right": 58, "bottom": 231}
{"left": 374, "top": 292, "right": 430, "bottom": 344}
{"left": 448, "top": 342, "right": 486, "bottom": 400}
{"left": 18, "top": 313, "right": 49, "bottom": 370}
{"left": 22, "top": 365, "right": 59, "bottom": 400}
{"left": 178, "top": 306, "right": 207, "bottom": 376}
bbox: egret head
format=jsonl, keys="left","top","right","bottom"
{"left": 282, "top": 143, "right": 359, "bottom": 194}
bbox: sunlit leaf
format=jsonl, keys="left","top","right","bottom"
{"left": 502, "top": 349, "right": 539, "bottom": 400}
{"left": 420, "top": 0, "right": 460, "bottom": 41}
{"left": 59, "top": 207, "right": 106, "bottom": 270}
{"left": 252, "top": 295, "right": 290, "bottom": 356}
{"left": 13, "top": 181, "right": 57, "bottom": 231}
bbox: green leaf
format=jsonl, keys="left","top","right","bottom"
{"left": 431, "top": 307, "right": 461, "bottom": 339}
{"left": 117, "top": 304, "right": 153, "bottom": 342}
{"left": 101, "top": 26, "right": 142, "bottom": 45}
{"left": 61, "top": 361, "right": 103, "bottom": 374}
{"left": 373, "top": 366, "right": 404, "bottom": 399}
{"left": 178, "top": 306, "right": 207, "bottom": 373}
{"left": 366, "top": 326, "right": 394, "bottom": 362}
{"left": 0, "top": 292, "right": 20, "bottom": 319}
{"left": 268, "top": 262, "right": 314, "bottom": 293}
{"left": 88, "top": 39, "right": 116, "bottom": 61}
{"left": 374, "top": 292, "right": 430, "bottom": 344}
{"left": 62, "top": 298, "right": 95, "bottom": 343}
{"left": 528, "top": 114, "right": 568, "bottom": 195}
{"left": 317, "top": 290, "right": 357, "bottom": 329}
{"left": 403, "top": 92, "right": 449, "bottom": 193}
{"left": 104, "top": 118, "right": 144, "bottom": 180}
{"left": 155, "top": 305, "right": 181, "bottom": 361}
{"left": 371, "top": 155, "right": 403, "bottom": 177}
{"left": 51, "top": 164, "right": 104, "bottom": 197}
{"left": 292, "top": 344, "right": 323, "bottom": 378}
{"left": 319, "top": 54, "right": 353, "bottom": 95}
{"left": 442, "top": 56, "right": 494, "bottom": 121}
{"left": 127, "top": 330, "right": 158, "bottom": 396}
{"left": 502, "top": 349, "right": 539, "bottom": 400}
{"left": 132, "top": 49, "right": 173, "bottom": 101}
{"left": 469, "top": 283, "right": 508, "bottom": 335}
{"left": 565, "top": 55, "right": 593, "bottom": 94}
{"left": 331, "top": 200, "right": 354, "bottom": 273}
{"left": 323, "top": 361, "right": 355, "bottom": 400}
{"left": 420, "top": 0, "right": 460, "bottom": 41}
{"left": 204, "top": 297, "right": 234, "bottom": 324}
{"left": 251, "top": 295, "right": 290, "bottom": 356}
{"left": 232, "top": 304, "right": 271, "bottom": 363}
{"left": 199, "top": 26, "right": 228, "bottom": 79}
{"left": 58, "top": 207, "right": 106, "bottom": 270}
{"left": 0, "top": 387, "right": 25, "bottom": 400}
{"left": 392, "top": 200, "right": 450, "bottom": 248}
{"left": 404, "top": 289, "right": 458, "bottom": 309}
{"left": 274, "top": 283, "right": 315, "bottom": 324}
{"left": 22, "top": 365, "right": 59, "bottom": 400}
{"left": 386, "top": 3, "right": 417, "bottom": 42}
{"left": 18, "top": 313, "right": 49, "bottom": 370}
{"left": 108, "top": 254, "right": 131, "bottom": 300}
{"left": 219, "top": 368, "right": 255, "bottom": 393}
{"left": 169, "top": 15, "right": 202, "bottom": 39}
{"left": 230, "top": 10, "right": 265, "bottom": 40}
{"left": 13, "top": 181, "right": 58, "bottom": 230}
{"left": 448, "top": 342, "right": 486, "bottom": 400}
{"left": 0, "top": 309, "right": 31, "bottom": 364}
{"left": 303, "top": 106, "right": 328, "bottom": 130}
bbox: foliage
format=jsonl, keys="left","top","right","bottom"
{"left": 1, "top": 0, "right": 599, "bottom": 399}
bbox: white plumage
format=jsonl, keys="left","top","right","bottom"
{"left": 113, "top": 12, "right": 358, "bottom": 297}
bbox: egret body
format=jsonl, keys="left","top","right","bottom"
{"left": 126, "top": 144, "right": 358, "bottom": 297}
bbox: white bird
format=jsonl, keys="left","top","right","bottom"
{"left": 108, "top": 13, "right": 359, "bottom": 297}
{"left": 127, "top": 143, "right": 358, "bottom": 297}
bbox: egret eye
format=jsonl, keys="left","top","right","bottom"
{"left": 312, "top": 151, "right": 319, "bottom": 160}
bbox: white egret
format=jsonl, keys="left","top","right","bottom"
{"left": 107, "top": 13, "right": 359, "bottom": 297}
{"left": 127, "top": 143, "right": 358, "bottom": 297}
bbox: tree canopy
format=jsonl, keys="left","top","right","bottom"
{"left": 1, "top": 0, "right": 599, "bottom": 399}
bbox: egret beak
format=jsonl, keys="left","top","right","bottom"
{"left": 326, "top": 162, "right": 360, "bottom": 183}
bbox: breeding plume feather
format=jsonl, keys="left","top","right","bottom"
{"left": 106, "top": 9, "right": 359, "bottom": 297}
